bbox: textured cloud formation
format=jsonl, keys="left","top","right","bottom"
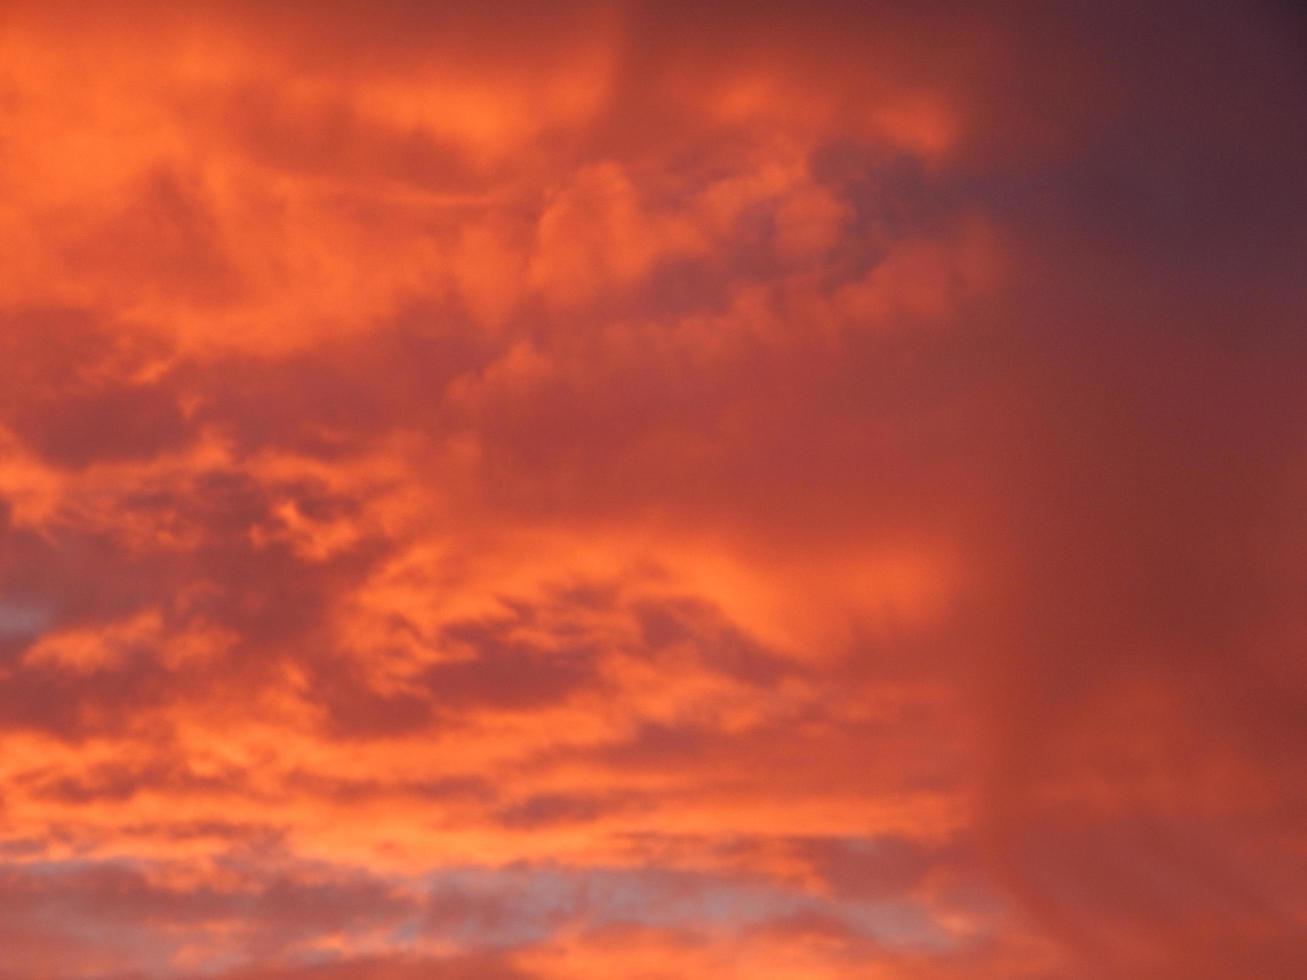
{"left": 1, "top": 1, "right": 1305, "bottom": 977}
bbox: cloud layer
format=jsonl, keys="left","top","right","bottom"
{"left": 1, "top": 1, "right": 1305, "bottom": 977}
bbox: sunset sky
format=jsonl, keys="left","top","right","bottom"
{"left": 1, "top": 2, "right": 1305, "bottom": 977}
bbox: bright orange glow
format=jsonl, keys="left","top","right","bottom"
{"left": 1, "top": 2, "right": 1304, "bottom": 977}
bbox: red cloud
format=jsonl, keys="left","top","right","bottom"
{"left": 1, "top": 1, "right": 1304, "bottom": 977}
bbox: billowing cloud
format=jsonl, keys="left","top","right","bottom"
{"left": 1, "top": 1, "right": 1304, "bottom": 977}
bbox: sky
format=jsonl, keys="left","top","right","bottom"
{"left": 0, "top": 1, "right": 1305, "bottom": 977}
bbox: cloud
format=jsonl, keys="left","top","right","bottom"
{"left": 0, "top": 1, "right": 1303, "bottom": 977}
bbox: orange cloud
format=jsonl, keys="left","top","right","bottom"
{"left": 1, "top": 1, "right": 1305, "bottom": 978}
